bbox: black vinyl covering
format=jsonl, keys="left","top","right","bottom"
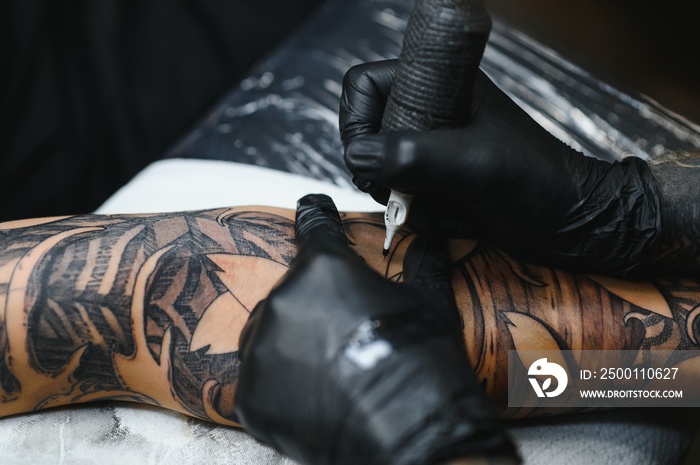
{"left": 166, "top": 0, "right": 700, "bottom": 184}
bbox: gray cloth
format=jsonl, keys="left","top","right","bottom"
{"left": 2, "top": 404, "right": 696, "bottom": 464}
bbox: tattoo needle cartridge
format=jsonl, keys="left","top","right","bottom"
{"left": 375, "top": 1, "right": 491, "bottom": 257}
{"left": 383, "top": 190, "right": 413, "bottom": 256}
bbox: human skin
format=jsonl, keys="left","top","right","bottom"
{"left": 1, "top": 206, "right": 699, "bottom": 425}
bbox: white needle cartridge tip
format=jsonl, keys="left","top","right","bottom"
{"left": 382, "top": 190, "right": 414, "bottom": 256}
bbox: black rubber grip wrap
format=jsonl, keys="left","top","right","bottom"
{"left": 381, "top": 0, "right": 492, "bottom": 132}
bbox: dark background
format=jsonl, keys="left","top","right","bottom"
{"left": 0, "top": 0, "right": 325, "bottom": 222}
{"left": 487, "top": 0, "right": 700, "bottom": 125}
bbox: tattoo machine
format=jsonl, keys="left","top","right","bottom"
{"left": 380, "top": 0, "right": 492, "bottom": 256}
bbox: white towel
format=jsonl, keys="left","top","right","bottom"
{"left": 96, "top": 158, "right": 381, "bottom": 214}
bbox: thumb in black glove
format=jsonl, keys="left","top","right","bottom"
{"left": 340, "top": 59, "right": 662, "bottom": 277}
{"left": 234, "top": 193, "right": 518, "bottom": 465}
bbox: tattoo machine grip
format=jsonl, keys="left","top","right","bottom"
{"left": 381, "top": 0, "right": 492, "bottom": 132}
{"left": 380, "top": 0, "right": 492, "bottom": 253}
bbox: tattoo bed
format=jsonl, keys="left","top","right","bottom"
{"left": 4, "top": 0, "right": 700, "bottom": 463}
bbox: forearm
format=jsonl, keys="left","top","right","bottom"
{"left": 2, "top": 207, "right": 699, "bottom": 423}
{"left": 0, "top": 207, "right": 296, "bottom": 422}
{"left": 452, "top": 239, "right": 700, "bottom": 415}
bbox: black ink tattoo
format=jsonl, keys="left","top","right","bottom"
{"left": 1, "top": 207, "right": 700, "bottom": 423}
{"left": 0, "top": 209, "right": 295, "bottom": 422}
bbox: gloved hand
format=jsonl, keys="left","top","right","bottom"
{"left": 339, "top": 60, "right": 662, "bottom": 277}
{"left": 234, "top": 194, "right": 518, "bottom": 465}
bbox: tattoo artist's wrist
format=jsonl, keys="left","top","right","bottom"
{"left": 648, "top": 152, "right": 700, "bottom": 273}
{"left": 532, "top": 155, "right": 662, "bottom": 277}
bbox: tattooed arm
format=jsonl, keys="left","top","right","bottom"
{"left": 1, "top": 206, "right": 699, "bottom": 424}
{"left": 0, "top": 208, "right": 299, "bottom": 423}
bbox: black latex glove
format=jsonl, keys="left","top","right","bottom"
{"left": 234, "top": 194, "right": 518, "bottom": 465}
{"left": 339, "top": 60, "right": 662, "bottom": 277}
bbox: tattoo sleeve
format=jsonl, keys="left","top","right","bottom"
{"left": 1, "top": 207, "right": 699, "bottom": 424}
{"left": 448, "top": 241, "right": 700, "bottom": 417}
{"left": 648, "top": 151, "right": 700, "bottom": 272}
{"left": 0, "top": 208, "right": 295, "bottom": 424}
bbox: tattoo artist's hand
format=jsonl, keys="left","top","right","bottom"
{"left": 234, "top": 194, "right": 518, "bottom": 465}
{"left": 339, "top": 60, "right": 661, "bottom": 277}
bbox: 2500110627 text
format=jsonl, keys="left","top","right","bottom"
{"left": 597, "top": 367, "right": 679, "bottom": 381}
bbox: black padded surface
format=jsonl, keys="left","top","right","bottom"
{"left": 166, "top": 0, "right": 700, "bottom": 182}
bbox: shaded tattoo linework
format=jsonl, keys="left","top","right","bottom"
{"left": 1, "top": 207, "right": 699, "bottom": 424}
{"left": 0, "top": 209, "right": 295, "bottom": 423}
{"left": 449, "top": 243, "right": 700, "bottom": 417}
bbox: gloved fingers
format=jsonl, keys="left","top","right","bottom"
{"left": 295, "top": 193, "right": 353, "bottom": 255}
{"left": 403, "top": 234, "right": 452, "bottom": 288}
{"left": 344, "top": 132, "right": 386, "bottom": 183}
{"left": 339, "top": 59, "right": 398, "bottom": 148}
{"left": 345, "top": 128, "right": 465, "bottom": 193}
{"left": 401, "top": 234, "right": 460, "bottom": 328}
{"left": 407, "top": 194, "right": 482, "bottom": 238}
{"left": 352, "top": 175, "right": 391, "bottom": 206}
